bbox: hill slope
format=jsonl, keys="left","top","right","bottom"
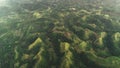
{"left": 0, "top": 0, "right": 120, "bottom": 68}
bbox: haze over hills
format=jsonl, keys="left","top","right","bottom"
{"left": 0, "top": 0, "right": 120, "bottom": 68}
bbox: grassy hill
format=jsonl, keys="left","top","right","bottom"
{"left": 0, "top": 0, "right": 120, "bottom": 68}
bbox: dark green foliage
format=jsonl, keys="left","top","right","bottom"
{"left": 0, "top": 0, "right": 120, "bottom": 68}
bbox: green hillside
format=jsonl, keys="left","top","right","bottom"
{"left": 0, "top": 0, "right": 120, "bottom": 68}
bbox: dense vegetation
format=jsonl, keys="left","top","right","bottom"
{"left": 0, "top": 0, "right": 120, "bottom": 68}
